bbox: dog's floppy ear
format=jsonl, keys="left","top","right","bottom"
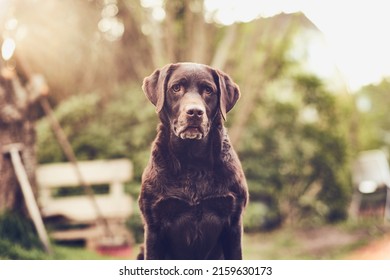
{"left": 142, "top": 64, "right": 174, "bottom": 113}
{"left": 215, "top": 69, "right": 240, "bottom": 120}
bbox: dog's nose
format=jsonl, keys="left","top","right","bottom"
{"left": 186, "top": 105, "right": 204, "bottom": 118}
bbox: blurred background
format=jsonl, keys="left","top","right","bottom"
{"left": 1, "top": 0, "right": 390, "bottom": 259}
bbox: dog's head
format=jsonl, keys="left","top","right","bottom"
{"left": 142, "top": 62, "right": 240, "bottom": 140}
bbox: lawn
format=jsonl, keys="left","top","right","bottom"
{"left": 52, "top": 220, "right": 390, "bottom": 260}
{"left": 243, "top": 221, "right": 389, "bottom": 260}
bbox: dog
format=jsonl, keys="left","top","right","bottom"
{"left": 138, "top": 62, "right": 248, "bottom": 260}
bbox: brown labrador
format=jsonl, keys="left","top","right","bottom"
{"left": 138, "top": 62, "right": 248, "bottom": 260}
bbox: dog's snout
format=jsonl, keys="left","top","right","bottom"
{"left": 186, "top": 105, "right": 204, "bottom": 118}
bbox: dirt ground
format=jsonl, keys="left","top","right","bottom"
{"left": 242, "top": 222, "right": 390, "bottom": 260}
{"left": 345, "top": 234, "right": 390, "bottom": 259}
{"left": 298, "top": 224, "right": 390, "bottom": 260}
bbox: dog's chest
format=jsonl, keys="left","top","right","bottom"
{"left": 153, "top": 170, "right": 236, "bottom": 237}
{"left": 153, "top": 181, "right": 235, "bottom": 258}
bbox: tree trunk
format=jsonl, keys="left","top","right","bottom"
{"left": 0, "top": 72, "right": 38, "bottom": 214}
{"left": 211, "top": 24, "right": 237, "bottom": 69}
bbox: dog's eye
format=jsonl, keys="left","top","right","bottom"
{"left": 204, "top": 86, "right": 213, "bottom": 95}
{"left": 172, "top": 84, "right": 182, "bottom": 93}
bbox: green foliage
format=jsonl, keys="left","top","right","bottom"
{"left": 355, "top": 78, "right": 390, "bottom": 151}
{"left": 243, "top": 201, "right": 281, "bottom": 232}
{"left": 37, "top": 86, "right": 157, "bottom": 180}
{"left": 0, "top": 211, "right": 48, "bottom": 260}
{"left": 239, "top": 74, "right": 351, "bottom": 225}
{"left": 0, "top": 211, "right": 41, "bottom": 249}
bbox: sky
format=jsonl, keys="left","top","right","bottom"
{"left": 204, "top": 0, "right": 390, "bottom": 91}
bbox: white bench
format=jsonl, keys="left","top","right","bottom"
{"left": 36, "top": 159, "right": 134, "bottom": 246}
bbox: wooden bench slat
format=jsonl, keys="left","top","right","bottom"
{"left": 36, "top": 159, "right": 133, "bottom": 188}
{"left": 41, "top": 195, "right": 133, "bottom": 222}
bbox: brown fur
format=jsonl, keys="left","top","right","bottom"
{"left": 138, "top": 63, "right": 248, "bottom": 260}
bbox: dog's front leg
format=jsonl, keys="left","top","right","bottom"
{"left": 222, "top": 220, "right": 244, "bottom": 260}
{"left": 144, "top": 226, "right": 165, "bottom": 260}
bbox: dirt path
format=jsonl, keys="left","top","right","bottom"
{"left": 345, "top": 234, "right": 390, "bottom": 260}
{"left": 287, "top": 225, "right": 390, "bottom": 260}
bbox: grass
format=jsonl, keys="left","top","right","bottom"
{"left": 126, "top": 221, "right": 387, "bottom": 260}
{"left": 243, "top": 231, "right": 300, "bottom": 260}
{"left": 51, "top": 246, "right": 113, "bottom": 260}
{"left": 242, "top": 219, "right": 390, "bottom": 260}
{"left": 0, "top": 243, "right": 136, "bottom": 260}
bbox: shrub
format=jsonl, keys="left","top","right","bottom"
{"left": 0, "top": 211, "right": 48, "bottom": 259}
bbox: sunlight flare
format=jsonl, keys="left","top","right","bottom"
{"left": 1, "top": 37, "right": 16, "bottom": 61}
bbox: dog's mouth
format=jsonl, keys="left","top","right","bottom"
{"left": 173, "top": 116, "right": 211, "bottom": 141}
{"left": 178, "top": 126, "right": 204, "bottom": 140}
